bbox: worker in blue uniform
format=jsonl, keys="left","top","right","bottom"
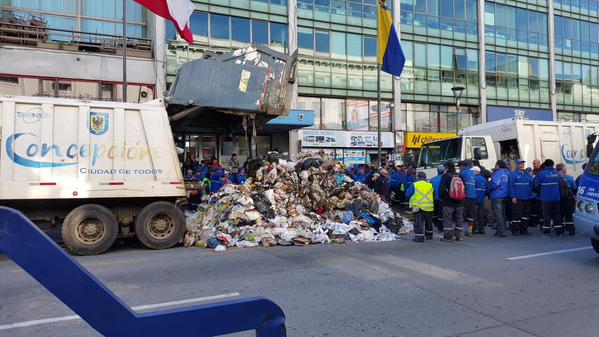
{"left": 556, "top": 163, "right": 577, "bottom": 235}
{"left": 430, "top": 165, "right": 445, "bottom": 233}
{"left": 533, "top": 159, "right": 563, "bottom": 235}
{"left": 473, "top": 166, "right": 488, "bottom": 234}
{"left": 509, "top": 159, "right": 534, "bottom": 236}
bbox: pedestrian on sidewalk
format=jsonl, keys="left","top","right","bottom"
{"left": 439, "top": 162, "right": 465, "bottom": 242}
{"left": 407, "top": 172, "right": 435, "bottom": 242}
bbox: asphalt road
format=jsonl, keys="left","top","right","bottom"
{"left": 1, "top": 229, "right": 599, "bottom": 337}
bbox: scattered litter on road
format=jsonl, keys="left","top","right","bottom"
{"left": 184, "top": 155, "right": 411, "bottom": 250}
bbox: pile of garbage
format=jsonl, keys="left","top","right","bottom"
{"left": 184, "top": 154, "right": 412, "bottom": 251}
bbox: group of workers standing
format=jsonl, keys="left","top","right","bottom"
{"left": 403, "top": 158, "right": 580, "bottom": 243}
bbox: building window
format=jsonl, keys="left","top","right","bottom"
{"left": 5, "top": 0, "right": 147, "bottom": 39}
{"left": 486, "top": 51, "right": 550, "bottom": 105}
{"left": 297, "top": 96, "right": 322, "bottom": 128}
{"left": 52, "top": 81, "right": 72, "bottom": 92}
{"left": 321, "top": 98, "right": 346, "bottom": 130}
{"left": 0, "top": 76, "right": 19, "bottom": 84}
{"left": 401, "top": 41, "right": 479, "bottom": 99}
{"left": 270, "top": 22, "right": 288, "bottom": 48}
{"left": 298, "top": 27, "right": 314, "bottom": 51}
{"left": 190, "top": 12, "right": 209, "bottom": 37}
{"left": 401, "top": 0, "right": 478, "bottom": 41}
{"left": 555, "top": 15, "right": 599, "bottom": 60}
{"left": 211, "top": 14, "right": 230, "bottom": 40}
{"left": 252, "top": 20, "right": 269, "bottom": 45}
{"left": 402, "top": 103, "right": 475, "bottom": 133}
{"left": 231, "top": 17, "right": 251, "bottom": 43}
{"left": 315, "top": 30, "right": 330, "bottom": 54}
{"left": 485, "top": 3, "right": 548, "bottom": 51}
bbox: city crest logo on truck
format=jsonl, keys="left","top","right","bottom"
{"left": 561, "top": 144, "right": 585, "bottom": 165}
{"left": 89, "top": 112, "right": 109, "bottom": 136}
{"left": 5, "top": 133, "right": 160, "bottom": 169}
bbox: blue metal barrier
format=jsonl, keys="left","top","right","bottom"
{"left": 0, "top": 206, "right": 286, "bottom": 336}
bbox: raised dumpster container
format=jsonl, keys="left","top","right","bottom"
{"left": 167, "top": 44, "right": 298, "bottom": 117}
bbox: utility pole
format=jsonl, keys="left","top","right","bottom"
{"left": 122, "top": 0, "right": 128, "bottom": 101}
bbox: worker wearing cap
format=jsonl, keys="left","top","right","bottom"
{"left": 459, "top": 160, "right": 477, "bottom": 236}
{"left": 533, "top": 159, "right": 563, "bottom": 235}
{"left": 509, "top": 159, "right": 534, "bottom": 236}
{"left": 431, "top": 165, "right": 445, "bottom": 233}
{"left": 407, "top": 171, "right": 434, "bottom": 242}
{"left": 184, "top": 169, "right": 195, "bottom": 181}
{"left": 473, "top": 166, "right": 488, "bottom": 234}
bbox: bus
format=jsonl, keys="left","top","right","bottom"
{"left": 574, "top": 134, "right": 599, "bottom": 254}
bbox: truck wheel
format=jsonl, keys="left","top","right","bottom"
{"left": 62, "top": 204, "right": 118, "bottom": 256}
{"left": 592, "top": 238, "right": 599, "bottom": 255}
{"left": 134, "top": 201, "right": 185, "bottom": 250}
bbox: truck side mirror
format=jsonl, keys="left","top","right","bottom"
{"left": 473, "top": 147, "right": 482, "bottom": 160}
{"left": 587, "top": 134, "right": 597, "bottom": 158}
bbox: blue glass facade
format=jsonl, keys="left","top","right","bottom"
{"left": 1, "top": 0, "right": 147, "bottom": 39}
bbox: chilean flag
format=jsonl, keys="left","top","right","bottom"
{"left": 135, "top": 0, "right": 194, "bottom": 44}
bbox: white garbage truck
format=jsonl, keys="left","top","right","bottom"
{"left": 0, "top": 95, "right": 187, "bottom": 255}
{"left": 416, "top": 117, "right": 599, "bottom": 177}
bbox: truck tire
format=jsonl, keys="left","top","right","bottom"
{"left": 62, "top": 204, "right": 118, "bottom": 256}
{"left": 134, "top": 201, "right": 185, "bottom": 250}
{"left": 592, "top": 238, "right": 599, "bottom": 255}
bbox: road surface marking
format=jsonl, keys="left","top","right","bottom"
{"left": 0, "top": 292, "right": 241, "bottom": 331}
{"left": 507, "top": 247, "right": 593, "bottom": 261}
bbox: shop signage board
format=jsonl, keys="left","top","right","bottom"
{"left": 299, "top": 130, "right": 394, "bottom": 148}
{"left": 341, "top": 149, "right": 370, "bottom": 164}
{"left": 404, "top": 132, "right": 456, "bottom": 149}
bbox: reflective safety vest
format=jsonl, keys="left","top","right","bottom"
{"left": 409, "top": 180, "right": 434, "bottom": 212}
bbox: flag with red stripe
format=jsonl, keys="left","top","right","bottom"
{"left": 135, "top": 0, "right": 194, "bottom": 44}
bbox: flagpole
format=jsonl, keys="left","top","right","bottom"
{"left": 377, "top": 65, "right": 382, "bottom": 168}
{"left": 122, "top": 0, "right": 128, "bottom": 101}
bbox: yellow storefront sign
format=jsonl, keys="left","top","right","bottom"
{"left": 405, "top": 132, "right": 456, "bottom": 149}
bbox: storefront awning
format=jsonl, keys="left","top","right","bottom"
{"left": 261, "top": 109, "right": 314, "bottom": 134}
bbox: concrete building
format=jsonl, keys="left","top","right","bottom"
{"left": 0, "top": 1, "right": 166, "bottom": 103}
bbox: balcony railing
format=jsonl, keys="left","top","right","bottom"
{"left": 0, "top": 14, "right": 152, "bottom": 58}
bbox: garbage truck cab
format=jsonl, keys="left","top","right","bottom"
{"left": 417, "top": 135, "right": 496, "bottom": 178}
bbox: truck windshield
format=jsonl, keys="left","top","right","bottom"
{"left": 589, "top": 148, "right": 599, "bottom": 176}
{"left": 418, "top": 138, "right": 462, "bottom": 168}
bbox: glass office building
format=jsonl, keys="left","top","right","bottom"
{"left": 166, "top": 0, "right": 599, "bottom": 162}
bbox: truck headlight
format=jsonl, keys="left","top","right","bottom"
{"left": 578, "top": 201, "right": 586, "bottom": 211}
{"left": 585, "top": 203, "right": 595, "bottom": 214}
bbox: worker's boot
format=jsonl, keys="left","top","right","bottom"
{"left": 413, "top": 236, "right": 425, "bottom": 243}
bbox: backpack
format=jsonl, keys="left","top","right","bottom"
{"left": 449, "top": 175, "right": 466, "bottom": 201}
{"left": 559, "top": 177, "right": 572, "bottom": 199}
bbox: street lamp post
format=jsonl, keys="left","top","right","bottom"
{"left": 451, "top": 86, "right": 465, "bottom": 112}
